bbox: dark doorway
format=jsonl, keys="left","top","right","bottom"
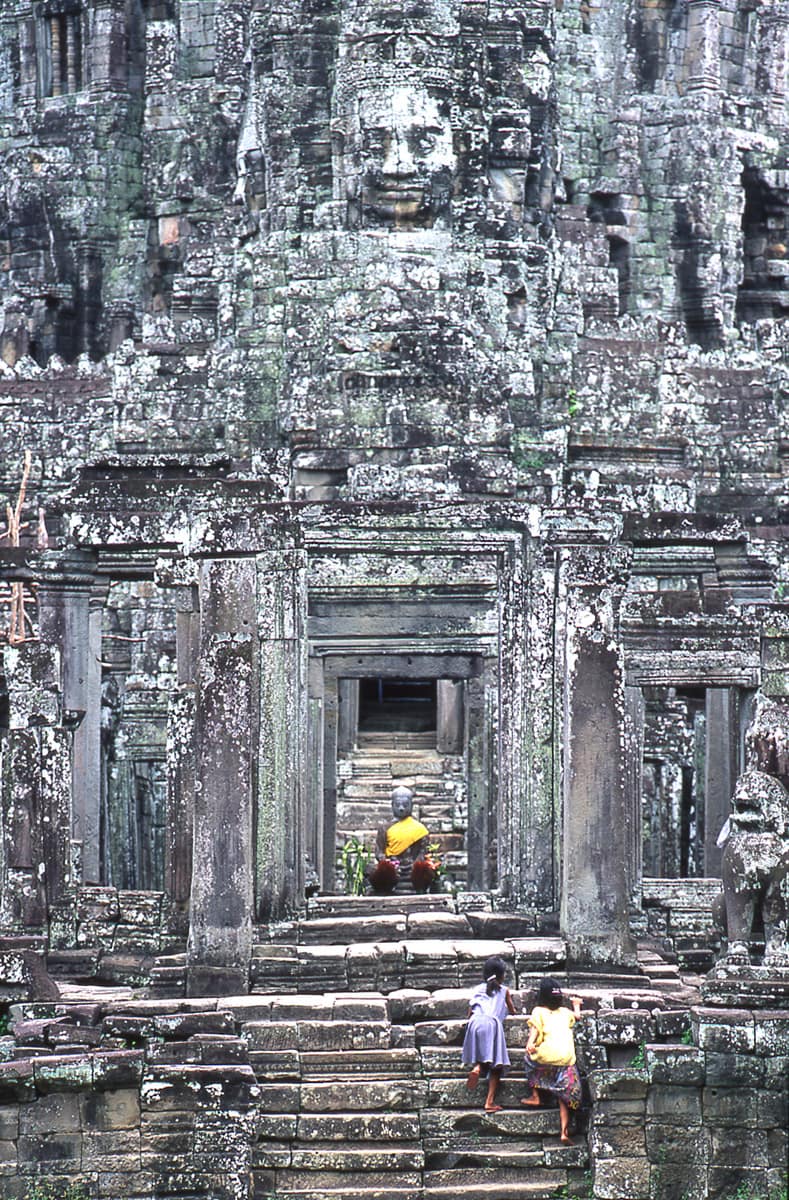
{"left": 358, "top": 677, "right": 437, "bottom": 733}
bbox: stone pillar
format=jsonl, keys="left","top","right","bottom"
{"left": 685, "top": 0, "right": 721, "bottom": 95}
{"left": 2, "top": 642, "right": 73, "bottom": 932}
{"left": 437, "top": 679, "right": 464, "bottom": 754}
{"left": 322, "top": 673, "right": 339, "bottom": 888}
{"left": 703, "top": 688, "right": 738, "bottom": 878}
{"left": 164, "top": 579, "right": 199, "bottom": 934}
{"left": 90, "top": 0, "right": 130, "bottom": 91}
{"left": 337, "top": 678, "right": 359, "bottom": 753}
{"left": 466, "top": 669, "right": 491, "bottom": 891}
{"left": 560, "top": 545, "right": 637, "bottom": 968}
{"left": 756, "top": 3, "right": 789, "bottom": 122}
{"left": 187, "top": 559, "right": 258, "bottom": 996}
{"left": 307, "top": 658, "right": 325, "bottom": 891}
{"left": 255, "top": 550, "right": 308, "bottom": 921}
{"left": 71, "top": 584, "right": 106, "bottom": 883}
{"left": 37, "top": 552, "right": 101, "bottom": 885}
{"left": 625, "top": 684, "right": 646, "bottom": 898}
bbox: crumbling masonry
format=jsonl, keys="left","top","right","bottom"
{"left": 0, "top": 1, "right": 788, "bottom": 1198}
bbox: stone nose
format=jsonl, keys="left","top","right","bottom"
{"left": 382, "top": 131, "right": 415, "bottom": 177}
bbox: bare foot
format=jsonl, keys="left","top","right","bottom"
{"left": 484, "top": 1104, "right": 503, "bottom": 1112}
{"left": 521, "top": 1096, "right": 542, "bottom": 1107}
{"left": 560, "top": 1133, "right": 574, "bottom": 1145}
{"left": 466, "top": 1066, "right": 480, "bottom": 1090}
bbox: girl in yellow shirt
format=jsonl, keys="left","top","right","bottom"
{"left": 521, "top": 977, "right": 584, "bottom": 1144}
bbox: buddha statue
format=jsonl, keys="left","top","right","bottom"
{"left": 369, "top": 785, "right": 434, "bottom": 892}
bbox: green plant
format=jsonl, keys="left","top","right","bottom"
{"left": 340, "top": 835, "right": 374, "bottom": 895}
{"left": 726, "top": 1185, "right": 788, "bottom": 1200}
{"left": 680, "top": 1026, "right": 694, "bottom": 1045}
{"left": 566, "top": 388, "right": 579, "bottom": 418}
{"left": 629, "top": 1041, "right": 646, "bottom": 1068}
{"left": 24, "top": 1182, "right": 91, "bottom": 1200}
{"left": 0, "top": 1006, "right": 10, "bottom": 1037}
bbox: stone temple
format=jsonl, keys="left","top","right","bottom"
{"left": 0, "top": 0, "right": 788, "bottom": 1197}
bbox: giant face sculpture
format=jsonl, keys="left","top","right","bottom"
{"left": 333, "top": 52, "right": 456, "bottom": 230}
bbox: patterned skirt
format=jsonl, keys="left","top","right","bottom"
{"left": 524, "top": 1055, "right": 582, "bottom": 1109}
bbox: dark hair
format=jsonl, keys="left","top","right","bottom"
{"left": 483, "top": 955, "right": 508, "bottom": 995}
{"left": 537, "top": 976, "right": 563, "bottom": 1010}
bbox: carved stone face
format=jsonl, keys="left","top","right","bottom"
{"left": 391, "top": 786, "right": 415, "bottom": 820}
{"left": 349, "top": 84, "right": 455, "bottom": 229}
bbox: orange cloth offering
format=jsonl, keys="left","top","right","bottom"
{"left": 384, "top": 815, "right": 429, "bottom": 857}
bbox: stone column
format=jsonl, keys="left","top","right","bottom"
{"left": 703, "top": 688, "right": 738, "bottom": 878}
{"left": 37, "top": 552, "right": 101, "bottom": 885}
{"left": 466, "top": 669, "right": 491, "bottom": 892}
{"left": 685, "top": 0, "right": 721, "bottom": 95}
{"left": 560, "top": 545, "right": 637, "bottom": 968}
{"left": 337, "top": 678, "right": 359, "bottom": 752}
{"left": 625, "top": 684, "right": 646, "bottom": 898}
{"left": 255, "top": 550, "right": 308, "bottom": 921}
{"left": 90, "top": 0, "right": 130, "bottom": 91}
{"left": 756, "top": 3, "right": 789, "bottom": 122}
{"left": 164, "top": 575, "right": 199, "bottom": 934}
{"left": 71, "top": 583, "right": 106, "bottom": 883}
{"left": 187, "top": 559, "right": 258, "bottom": 996}
{"left": 437, "top": 679, "right": 464, "bottom": 754}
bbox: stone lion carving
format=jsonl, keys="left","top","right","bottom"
{"left": 719, "top": 768, "right": 789, "bottom": 968}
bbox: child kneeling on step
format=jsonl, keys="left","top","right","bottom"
{"left": 521, "top": 976, "right": 583, "bottom": 1144}
{"left": 462, "top": 955, "right": 515, "bottom": 1113}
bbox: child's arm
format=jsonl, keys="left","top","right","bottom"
{"left": 505, "top": 988, "right": 516, "bottom": 1016}
{"left": 525, "top": 1008, "right": 540, "bottom": 1055}
{"left": 569, "top": 994, "right": 583, "bottom": 1017}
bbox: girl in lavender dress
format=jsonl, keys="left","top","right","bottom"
{"left": 462, "top": 955, "right": 515, "bottom": 1112}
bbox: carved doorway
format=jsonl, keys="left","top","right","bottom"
{"left": 310, "top": 652, "right": 495, "bottom": 895}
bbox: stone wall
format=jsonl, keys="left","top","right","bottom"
{"left": 590, "top": 1008, "right": 789, "bottom": 1200}
{"left": 0, "top": 993, "right": 784, "bottom": 1200}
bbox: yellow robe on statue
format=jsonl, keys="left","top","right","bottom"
{"left": 385, "top": 816, "right": 429, "bottom": 858}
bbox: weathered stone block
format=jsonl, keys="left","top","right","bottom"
{"left": 645, "top": 1121, "right": 708, "bottom": 1164}
{"left": 19, "top": 1091, "right": 80, "bottom": 1134}
{"left": 33, "top": 1054, "right": 93, "bottom": 1092}
{"left": 590, "top": 1069, "right": 649, "bottom": 1102}
{"left": 91, "top": 1051, "right": 144, "bottom": 1088}
{"left": 707, "top": 1166, "right": 770, "bottom": 1198}
{"left": 704, "top": 1052, "right": 765, "bottom": 1088}
{"left": 754, "top": 1011, "right": 789, "bottom": 1056}
{"left": 708, "top": 1126, "right": 768, "bottom": 1168}
{"left": 244, "top": 1022, "right": 299, "bottom": 1051}
{"left": 0, "top": 1059, "right": 35, "bottom": 1100}
{"left": 296, "top": 1020, "right": 389, "bottom": 1051}
{"left": 255, "top": 1083, "right": 300, "bottom": 1112}
{"left": 703, "top": 1086, "right": 760, "bottom": 1128}
{"left": 17, "top": 1131, "right": 82, "bottom": 1169}
{"left": 646, "top": 1045, "right": 705, "bottom": 1086}
{"left": 153, "top": 1010, "right": 235, "bottom": 1039}
{"left": 83, "top": 1128, "right": 142, "bottom": 1171}
{"left": 596, "top": 1009, "right": 655, "bottom": 1045}
{"left": 594, "top": 1155, "right": 650, "bottom": 1199}
{"left": 646, "top": 1085, "right": 702, "bottom": 1125}
{"left": 81, "top": 1087, "right": 140, "bottom": 1130}
{"left": 590, "top": 1124, "right": 647, "bottom": 1157}
{"left": 296, "top": 1111, "right": 421, "bottom": 1141}
{"left": 757, "top": 1087, "right": 788, "bottom": 1129}
{"left": 692, "top": 1008, "right": 755, "bottom": 1054}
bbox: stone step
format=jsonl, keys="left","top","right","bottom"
{"left": 267, "top": 1188, "right": 421, "bottom": 1200}
{"left": 307, "top": 895, "right": 459, "bottom": 917}
{"left": 422, "top": 1137, "right": 588, "bottom": 1170}
{"left": 422, "top": 1177, "right": 568, "bottom": 1200}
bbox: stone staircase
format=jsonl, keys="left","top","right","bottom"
{"left": 336, "top": 733, "right": 467, "bottom": 889}
{"left": 13, "top": 891, "right": 702, "bottom": 1200}
{"left": 151, "top": 893, "right": 688, "bottom": 999}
